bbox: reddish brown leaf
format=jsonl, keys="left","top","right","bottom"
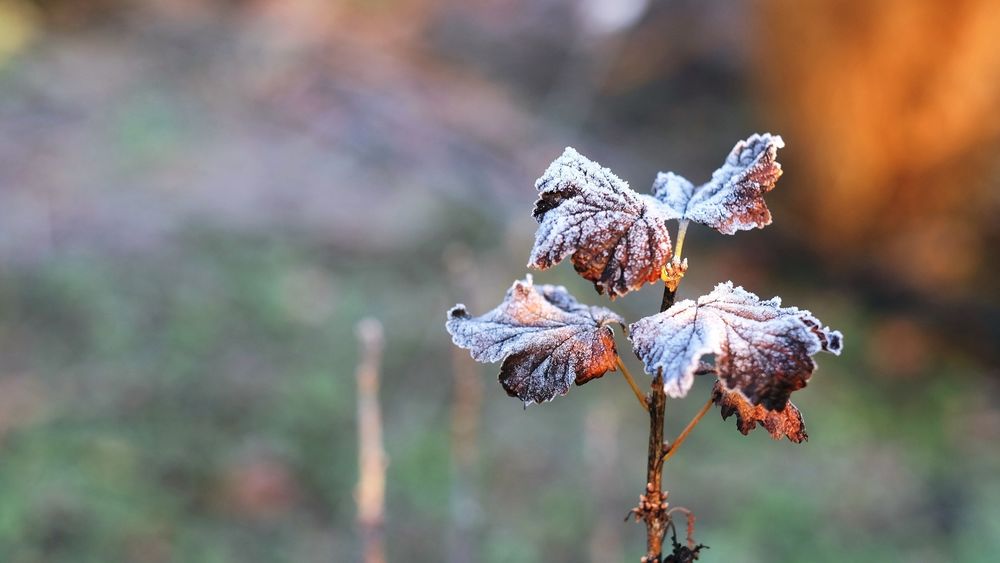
{"left": 446, "top": 276, "right": 625, "bottom": 405}
{"left": 711, "top": 382, "right": 807, "bottom": 443}
{"left": 653, "top": 133, "right": 784, "bottom": 234}
{"left": 629, "top": 282, "right": 842, "bottom": 410}
{"left": 529, "top": 148, "right": 673, "bottom": 298}
{"left": 528, "top": 137, "right": 783, "bottom": 297}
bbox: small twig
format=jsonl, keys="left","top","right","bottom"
{"left": 662, "top": 397, "right": 714, "bottom": 464}
{"left": 672, "top": 220, "right": 690, "bottom": 264}
{"left": 639, "top": 375, "right": 669, "bottom": 561}
{"left": 355, "top": 318, "right": 387, "bottom": 563}
{"left": 661, "top": 221, "right": 690, "bottom": 295}
{"left": 634, "top": 284, "right": 678, "bottom": 561}
{"left": 616, "top": 355, "right": 649, "bottom": 411}
{"left": 667, "top": 507, "right": 696, "bottom": 550}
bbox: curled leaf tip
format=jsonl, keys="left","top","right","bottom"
{"left": 712, "top": 382, "right": 807, "bottom": 443}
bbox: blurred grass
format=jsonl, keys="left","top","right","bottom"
{"left": 0, "top": 221, "right": 995, "bottom": 561}
{"left": 0, "top": 1, "right": 998, "bottom": 561}
{"left": 0, "top": 230, "right": 359, "bottom": 561}
{"left": 0, "top": 124, "right": 996, "bottom": 562}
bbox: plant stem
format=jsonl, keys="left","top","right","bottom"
{"left": 643, "top": 372, "right": 668, "bottom": 561}
{"left": 355, "top": 319, "right": 387, "bottom": 563}
{"left": 616, "top": 356, "right": 649, "bottom": 411}
{"left": 662, "top": 397, "right": 713, "bottom": 464}
{"left": 659, "top": 277, "right": 677, "bottom": 313}
{"left": 673, "top": 220, "right": 690, "bottom": 264}
{"left": 638, "top": 283, "right": 678, "bottom": 562}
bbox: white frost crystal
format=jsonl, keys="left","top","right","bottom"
{"left": 629, "top": 281, "right": 842, "bottom": 410}
{"left": 446, "top": 276, "right": 625, "bottom": 405}
{"left": 529, "top": 147, "right": 674, "bottom": 298}
{"left": 529, "top": 135, "right": 785, "bottom": 298}
{"left": 652, "top": 133, "right": 785, "bottom": 234}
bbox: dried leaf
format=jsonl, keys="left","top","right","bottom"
{"left": 446, "top": 275, "right": 625, "bottom": 405}
{"left": 529, "top": 147, "right": 673, "bottom": 298}
{"left": 629, "top": 282, "right": 842, "bottom": 410}
{"left": 711, "top": 382, "right": 807, "bottom": 443}
{"left": 652, "top": 133, "right": 785, "bottom": 234}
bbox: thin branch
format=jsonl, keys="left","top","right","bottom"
{"left": 661, "top": 281, "right": 678, "bottom": 314}
{"left": 659, "top": 274, "right": 679, "bottom": 313}
{"left": 634, "top": 282, "right": 678, "bottom": 561}
{"left": 661, "top": 221, "right": 690, "bottom": 295}
{"left": 666, "top": 507, "right": 696, "bottom": 550}
{"left": 616, "top": 355, "right": 648, "bottom": 411}
{"left": 662, "top": 397, "right": 714, "bottom": 464}
{"left": 355, "top": 318, "right": 387, "bottom": 563}
{"left": 672, "top": 220, "right": 690, "bottom": 264}
{"left": 641, "top": 374, "right": 668, "bottom": 561}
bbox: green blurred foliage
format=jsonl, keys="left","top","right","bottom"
{"left": 0, "top": 1, "right": 997, "bottom": 562}
{"left": 1, "top": 220, "right": 998, "bottom": 562}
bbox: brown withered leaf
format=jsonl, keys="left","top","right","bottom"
{"left": 629, "top": 282, "right": 842, "bottom": 410}
{"left": 445, "top": 275, "right": 625, "bottom": 405}
{"left": 653, "top": 133, "right": 784, "bottom": 234}
{"left": 529, "top": 147, "right": 674, "bottom": 298}
{"left": 711, "top": 382, "right": 807, "bottom": 443}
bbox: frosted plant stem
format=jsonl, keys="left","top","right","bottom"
{"left": 638, "top": 283, "right": 678, "bottom": 562}
{"left": 673, "top": 220, "right": 690, "bottom": 264}
{"left": 616, "top": 355, "right": 648, "bottom": 411}
{"left": 662, "top": 397, "right": 714, "bottom": 464}
{"left": 643, "top": 372, "right": 668, "bottom": 562}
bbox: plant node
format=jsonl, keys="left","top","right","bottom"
{"left": 628, "top": 483, "right": 669, "bottom": 524}
{"left": 660, "top": 259, "right": 688, "bottom": 293}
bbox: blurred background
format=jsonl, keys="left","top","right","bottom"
{"left": 0, "top": 0, "right": 998, "bottom": 561}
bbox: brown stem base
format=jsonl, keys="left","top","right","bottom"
{"left": 628, "top": 283, "right": 680, "bottom": 562}
{"left": 637, "top": 375, "right": 668, "bottom": 562}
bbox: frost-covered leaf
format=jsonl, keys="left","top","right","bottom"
{"left": 711, "top": 382, "right": 807, "bottom": 443}
{"left": 629, "top": 281, "right": 842, "bottom": 410}
{"left": 445, "top": 275, "right": 625, "bottom": 405}
{"left": 652, "top": 133, "right": 785, "bottom": 234}
{"left": 529, "top": 147, "right": 673, "bottom": 298}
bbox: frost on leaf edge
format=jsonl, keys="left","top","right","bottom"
{"left": 527, "top": 146, "right": 675, "bottom": 299}
{"left": 445, "top": 274, "right": 627, "bottom": 407}
{"left": 650, "top": 133, "right": 786, "bottom": 235}
{"left": 627, "top": 280, "right": 844, "bottom": 404}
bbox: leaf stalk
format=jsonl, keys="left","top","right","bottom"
{"left": 616, "top": 355, "right": 649, "bottom": 411}
{"left": 662, "top": 396, "right": 714, "bottom": 464}
{"left": 673, "top": 220, "right": 690, "bottom": 264}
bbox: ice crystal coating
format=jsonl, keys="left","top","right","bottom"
{"left": 528, "top": 136, "right": 783, "bottom": 297}
{"left": 629, "top": 281, "right": 842, "bottom": 410}
{"left": 652, "top": 133, "right": 785, "bottom": 234}
{"left": 712, "top": 382, "right": 807, "bottom": 443}
{"left": 445, "top": 275, "right": 625, "bottom": 405}
{"left": 529, "top": 147, "right": 673, "bottom": 298}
